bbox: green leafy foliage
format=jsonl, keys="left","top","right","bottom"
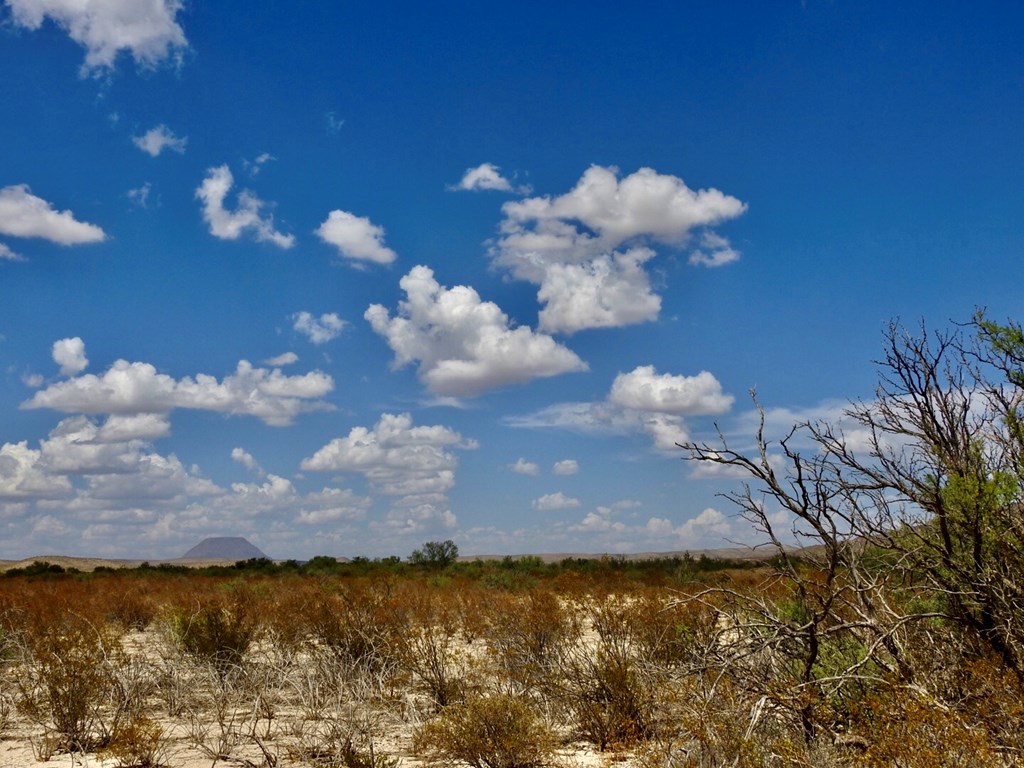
{"left": 410, "top": 540, "right": 460, "bottom": 569}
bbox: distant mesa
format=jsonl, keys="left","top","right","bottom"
{"left": 180, "top": 537, "right": 268, "bottom": 561}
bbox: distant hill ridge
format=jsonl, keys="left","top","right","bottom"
{"left": 181, "top": 537, "right": 268, "bottom": 561}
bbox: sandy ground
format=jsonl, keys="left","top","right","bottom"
{"left": 0, "top": 621, "right": 644, "bottom": 768}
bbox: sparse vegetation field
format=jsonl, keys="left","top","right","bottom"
{"left": 0, "top": 544, "right": 1020, "bottom": 768}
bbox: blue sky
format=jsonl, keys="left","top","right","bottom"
{"left": 1, "top": 1, "right": 1021, "bottom": 560}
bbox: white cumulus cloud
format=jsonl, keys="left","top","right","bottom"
{"left": 509, "top": 458, "right": 539, "bottom": 475}
{"left": 535, "top": 248, "right": 661, "bottom": 333}
{"left": 688, "top": 231, "right": 741, "bottom": 268}
{"left": 315, "top": 209, "right": 397, "bottom": 265}
{"left": 132, "top": 124, "right": 187, "bottom": 156}
{"left": 609, "top": 365, "right": 734, "bottom": 415}
{"left": 231, "top": 447, "right": 261, "bottom": 473}
{"left": 52, "top": 337, "right": 89, "bottom": 376}
{"left": 552, "top": 459, "right": 579, "bottom": 475}
{"left": 196, "top": 165, "right": 295, "bottom": 249}
{"left": 0, "top": 441, "right": 72, "bottom": 500}
{"left": 292, "top": 312, "right": 346, "bottom": 344}
{"left": 264, "top": 352, "right": 298, "bottom": 367}
{"left": 498, "top": 165, "right": 746, "bottom": 258}
{"left": 676, "top": 507, "right": 733, "bottom": 541}
{"left": 365, "top": 265, "right": 588, "bottom": 398}
{"left": 570, "top": 506, "right": 627, "bottom": 534}
{"left": 0, "top": 415, "right": 382, "bottom": 556}
{"left": 450, "top": 163, "right": 528, "bottom": 193}
{"left": 640, "top": 413, "right": 690, "bottom": 451}
{"left": 39, "top": 416, "right": 150, "bottom": 475}
{"left": 96, "top": 413, "right": 170, "bottom": 442}
{"left": 492, "top": 165, "right": 746, "bottom": 333}
{"left": 6, "top": 0, "right": 188, "bottom": 74}
{"left": 301, "top": 412, "right": 476, "bottom": 502}
{"left": 509, "top": 365, "right": 733, "bottom": 452}
{"left": 0, "top": 185, "right": 106, "bottom": 245}
{"left": 533, "top": 492, "right": 581, "bottom": 511}
{"left": 23, "top": 350, "right": 334, "bottom": 426}
{"left": 377, "top": 501, "right": 457, "bottom": 534}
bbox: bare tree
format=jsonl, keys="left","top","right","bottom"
{"left": 818, "top": 318, "right": 1024, "bottom": 676}
{"left": 680, "top": 401, "right": 913, "bottom": 742}
{"left": 676, "top": 317, "right": 1024, "bottom": 742}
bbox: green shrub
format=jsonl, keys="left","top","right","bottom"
{"left": 410, "top": 540, "right": 459, "bottom": 569}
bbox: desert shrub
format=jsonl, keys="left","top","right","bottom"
{"left": 858, "top": 642, "right": 1024, "bottom": 759}
{"left": 286, "top": 642, "right": 400, "bottom": 768}
{"left": 558, "top": 644, "right": 653, "bottom": 750}
{"left": 547, "top": 598, "right": 658, "bottom": 751}
{"left": 396, "top": 587, "right": 472, "bottom": 710}
{"left": 845, "top": 689, "right": 1003, "bottom": 767}
{"left": 630, "top": 590, "right": 719, "bottom": 669}
{"left": 100, "top": 713, "right": 171, "bottom": 768}
{"left": 482, "top": 588, "right": 570, "bottom": 690}
{"left": 167, "top": 582, "right": 262, "bottom": 676}
{"left": 109, "top": 585, "right": 158, "bottom": 632}
{"left": 413, "top": 693, "right": 558, "bottom": 768}
{"left": 303, "top": 578, "right": 408, "bottom": 681}
{"left": 15, "top": 609, "right": 123, "bottom": 752}
{"left": 642, "top": 675, "right": 818, "bottom": 768}
{"left": 0, "top": 685, "right": 11, "bottom": 736}
{"left": 297, "top": 739, "right": 398, "bottom": 768}
{"left": 950, "top": 653, "right": 1024, "bottom": 754}
{"left": 287, "top": 706, "right": 398, "bottom": 768}
{"left": 257, "top": 577, "right": 320, "bottom": 664}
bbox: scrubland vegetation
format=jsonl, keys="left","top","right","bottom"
{"left": 0, "top": 546, "right": 1018, "bottom": 768}
{"left": 0, "top": 554, "right": 767, "bottom": 768}
{"left": 3, "top": 313, "right": 1024, "bottom": 767}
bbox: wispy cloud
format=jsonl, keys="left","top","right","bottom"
{"left": 196, "top": 165, "right": 295, "bottom": 248}
{"left": 132, "top": 125, "right": 187, "bottom": 157}
{"left": 292, "top": 312, "right": 346, "bottom": 345}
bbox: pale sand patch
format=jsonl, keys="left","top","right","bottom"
{"left": 0, "top": 617, "right": 653, "bottom": 768}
